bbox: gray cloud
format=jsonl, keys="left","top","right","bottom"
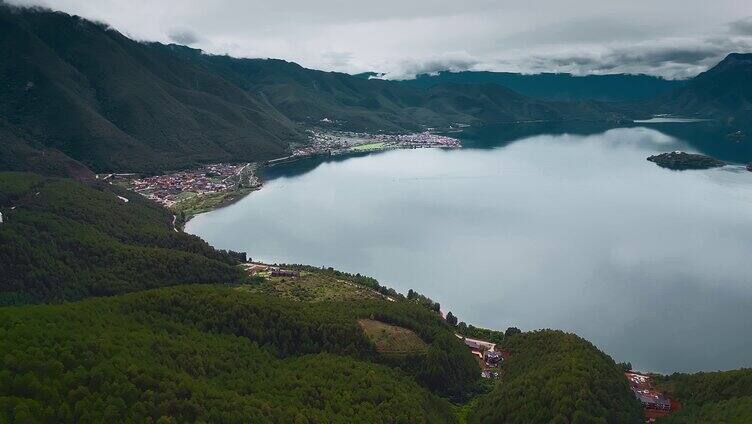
{"left": 729, "top": 17, "right": 752, "bottom": 35}
{"left": 382, "top": 56, "right": 480, "bottom": 80}
{"left": 377, "top": 35, "right": 752, "bottom": 81}
{"left": 5, "top": 0, "right": 752, "bottom": 80}
{"left": 525, "top": 37, "right": 752, "bottom": 78}
{"left": 321, "top": 51, "right": 354, "bottom": 68}
{"left": 168, "top": 28, "right": 199, "bottom": 45}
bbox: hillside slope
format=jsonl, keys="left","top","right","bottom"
{"left": 176, "top": 49, "right": 633, "bottom": 131}
{"left": 654, "top": 369, "right": 752, "bottom": 423}
{"left": 0, "top": 172, "right": 244, "bottom": 305}
{"left": 0, "top": 119, "right": 93, "bottom": 179}
{"left": 656, "top": 53, "right": 752, "bottom": 122}
{"left": 469, "top": 330, "right": 643, "bottom": 423}
{"left": 0, "top": 285, "right": 462, "bottom": 423}
{"left": 0, "top": 5, "right": 301, "bottom": 173}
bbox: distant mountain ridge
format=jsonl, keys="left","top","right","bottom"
{"left": 657, "top": 53, "right": 752, "bottom": 122}
{"left": 398, "top": 71, "right": 685, "bottom": 102}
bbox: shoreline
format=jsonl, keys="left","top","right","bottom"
{"left": 180, "top": 143, "right": 463, "bottom": 225}
{"left": 109, "top": 129, "right": 463, "bottom": 227}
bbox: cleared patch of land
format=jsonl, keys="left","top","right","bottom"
{"left": 174, "top": 186, "right": 257, "bottom": 222}
{"left": 350, "top": 142, "right": 388, "bottom": 152}
{"left": 238, "top": 271, "right": 386, "bottom": 302}
{"left": 358, "top": 319, "right": 429, "bottom": 356}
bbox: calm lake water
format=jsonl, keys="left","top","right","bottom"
{"left": 187, "top": 123, "right": 752, "bottom": 373}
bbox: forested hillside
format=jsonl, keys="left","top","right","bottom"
{"left": 656, "top": 53, "right": 752, "bottom": 122}
{"left": 0, "top": 172, "right": 243, "bottom": 305}
{"left": 0, "top": 119, "right": 93, "bottom": 179}
{"left": 468, "top": 330, "right": 643, "bottom": 423}
{"left": 399, "top": 71, "right": 684, "bottom": 102}
{"left": 0, "top": 4, "right": 301, "bottom": 173}
{"left": 0, "top": 285, "right": 463, "bottom": 423}
{"left": 168, "top": 49, "right": 632, "bottom": 133}
{"left": 654, "top": 369, "right": 752, "bottom": 423}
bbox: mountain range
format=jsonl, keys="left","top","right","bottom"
{"left": 656, "top": 53, "right": 752, "bottom": 122}
{"left": 1, "top": 3, "right": 750, "bottom": 176}
{"left": 393, "top": 71, "right": 685, "bottom": 102}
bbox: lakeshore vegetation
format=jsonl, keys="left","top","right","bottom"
{"left": 653, "top": 369, "right": 752, "bottom": 423}
{"left": 0, "top": 171, "right": 654, "bottom": 423}
{"left": 468, "top": 331, "right": 643, "bottom": 423}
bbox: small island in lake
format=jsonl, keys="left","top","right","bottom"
{"left": 647, "top": 151, "right": 726, "bottom": 170}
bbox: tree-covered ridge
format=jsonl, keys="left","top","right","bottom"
{"left": 0, "top": 172, "right": 243, "bottom": 305}
{"left": 0, "top": 285, "right": 458, "bottom": 424}
{"left": 128, "top": 284, "right": 479, "bottom": 397}
{"left": 654, "top": 369, "right": 752, "bottom": 423}
{"left": 399, "top": 71, "right": 684, "bottom": 102}
{"left": 0, "top": 4, "right": 300, "bottom": 174}
{"left": 469, "top": 330, "right": 643, "bottom": 424}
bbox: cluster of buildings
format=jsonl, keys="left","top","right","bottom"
{"left": 458, "top": 335, "right": 505, "bottom": 379}
{"left": 241, "top": 262, "right": 300, "bottom": 278}
{"left": 386, "top": 131, "right": 462, "bottom": 148}
{"left": 625, "top": 372, "right": 672, "bottom": 421}
{"left": 120, "top": 163, "right": 257, "bottom": 208}
{"left": 291, "top": 129, "right": 461, "bottom": 159}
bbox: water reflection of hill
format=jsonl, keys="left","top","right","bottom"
{"left": 638, "top": 122, "right": 752, "bottom": 164}
{"left": 263, "top": 121, "right": 752, "bottom": 183}
{"left": 455, "top": 122, "right": 616, "bottom": 149}
{"left": 458, "top": 121, "right": 752, "bottom": 164}
{"left": 261, "top": 152, "right": 376, "bottom": 181}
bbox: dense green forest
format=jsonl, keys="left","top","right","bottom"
{"left": 654, "top": 369, "right": 752, "bottom": 423}
{"left": 0, "top": 4, "right": 299, "bottom": 174}
{"left": 468, "top": 330, "right": 643, "bottom": 424}
{"left": 0, "top": 172, "right": 243, "bottom": 305}
{"left": 398, "top": 71, "right": 683, "bottom": 102}
{"left": 0, "top": 285, "right": 461, "bottom": 423}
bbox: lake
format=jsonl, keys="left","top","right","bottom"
{"left": 186, "top": 123, "right": 752, "bottom": 373}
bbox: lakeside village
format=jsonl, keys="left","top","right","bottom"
{"left": 104, "top": 130, "right": 461, "bottom": 212}
{"left": 101, "top": 162, "right": 260, "bottom": 209}
{"left": 282, "top": 128, "right": 462, "bottom": 161}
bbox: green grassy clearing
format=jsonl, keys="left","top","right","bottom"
{"left": 173, "top": 186, "right": 257, "bottom": 222}
{"left": 238, "top": 270, "right": 386, "bottom": 302}
{"left": 358, "top": 318, "right": 429, "bottom": 356}
{"left": 350, "top": 142, "right": 387, "bottom": 151}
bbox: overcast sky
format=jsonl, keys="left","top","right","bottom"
{"left": 8, "top": 0, "right": 752, "bottom": 79}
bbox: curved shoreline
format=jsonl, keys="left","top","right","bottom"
{"left": 180, "top": 144, "right": 462, "bottom": 226}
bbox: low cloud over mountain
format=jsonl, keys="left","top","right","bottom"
{"left": 6, "top": 0, "right": 752, "bottom": 80}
